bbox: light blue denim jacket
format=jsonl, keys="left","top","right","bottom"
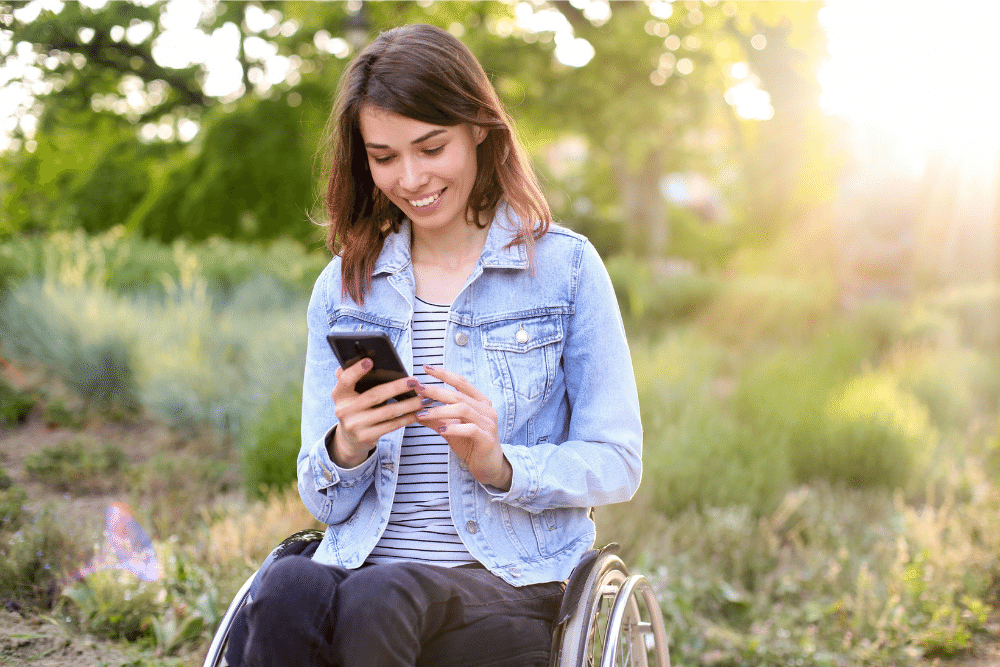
{"left": 298, "top": 206, "right": 642, "bottom": 586}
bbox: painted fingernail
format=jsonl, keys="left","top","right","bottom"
{"left": 423, "top": 364, "right": 437, "bottom": 373}
{"left": 421, "top": 397, "right": 434, "bottom": 406}
{"left": 361, "top": 358, "right": 373, "bottom": 370}
{"left": 417, "top": 410, "right": 429, "bottom": 418}
{"left": 437, "top": 425, "right": 448, "bottom": 433}
{"left": 407, "top": 379, "right": 420, "bottom": 388}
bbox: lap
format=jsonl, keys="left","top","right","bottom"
{"left": 232, "top": 557, "right": 564, "bottom": 667}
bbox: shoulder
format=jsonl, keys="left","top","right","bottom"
{"left": 309, "top": 254, "right": 348, "bottom": 315}
{"left": 535, "top": 223, "right": 605, "bottom": 275}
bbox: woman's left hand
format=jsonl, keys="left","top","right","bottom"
{"left": 414, "top": 364, "right": 513, "bottom": 491}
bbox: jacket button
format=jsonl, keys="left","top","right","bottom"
{"left": 465, "top": 520, "right": 478, "bottom": 534}
{"left": 323, "top": 469, "right": 334, "bottom": 482}
{"left": 509, "top": 566, "right": 521, "bottom": 578}
{"left": 454, "top": 331, "right": 469, "bottom": 346}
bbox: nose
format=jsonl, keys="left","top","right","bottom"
{"left": 399, "top": 154, "right": 428, "bottom": 192}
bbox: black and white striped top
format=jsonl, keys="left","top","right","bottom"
{"left": 366, "top": 297, "right": 475, "bottom": 566}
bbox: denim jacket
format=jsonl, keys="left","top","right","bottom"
{"left": 298, "top": 206, "right": 642, "bottom": 586}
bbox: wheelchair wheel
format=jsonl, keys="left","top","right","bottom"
{"left": 553, "top": 552, "right": 669, "bottom": 667}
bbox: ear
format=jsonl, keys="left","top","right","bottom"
{"left": 472, "top": 124, "right": 488, "bottom": 146}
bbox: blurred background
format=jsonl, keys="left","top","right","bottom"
{"left": 1, "top": 1, "right": 1000, "bottom": 665}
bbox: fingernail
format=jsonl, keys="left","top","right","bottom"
{"left": 407, "top": 379, "right": 419, "bottom": 388}
{"left": 423, "top": 364, "right": 437, "bottom": 373}
{"left": 421, "top": 397, "right": 434, "bottom": 406}
{"left": 417, "top": 410, "right": 428, "bottom": 418}
{"left": 361, "top": 358, "right": 373, "bottom": 370}
{"left": 437, "top": 425, "right": 447, "bottom": 434}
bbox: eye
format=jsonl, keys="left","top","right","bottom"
{"left": 423, "top": 145, "right": 444, "bottom": 156}
{"left": 370, "top": 154, "right": 393, "bottom": 165}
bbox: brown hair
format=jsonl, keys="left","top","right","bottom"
{"left": 323, "top": 23, "right": 550, "bottom": 304}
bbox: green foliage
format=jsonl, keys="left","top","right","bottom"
{"left": 0, "top": 484, "right": 27, "bottom": 532}
{"left": 601, "top": 483, "right": 999, "bottom": 667}
{"left": 242, "top": 383, "right": 303, "bottom": 500}
{"left": 63, "top": 571, "right": 161, "bottom": 642}
{"left": 0, "top": 227, "right": 329, "bottom": 299}
{"left": 24, "top": 437, "right": 128, "bottom": 494}
{"left": 63, "top": 544, "right": 221, "bottom": 653}
{"left": 0, "top": 376, "right": 37, "bottom": 426}
{"left": 605, "top": 254, "right": 721, "bottom": 329}
{"left": 0, "top": 506, "right": 89, "bottom": 610}
{"left": 128, "top": 99, "right": 320, "bottom": 244}
{"left": 130, "top": 453, "right": 236, "bottom": 541}
{"left": 809, "top": 372, "right": 935, "bottom": 490}
{"left": 0, "top": 282, "right": 141, "bottom": 413}
{"left": 697, "top": 274, "right": 838, "bottom": 346}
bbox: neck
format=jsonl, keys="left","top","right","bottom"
{"left": 410, "top": 218, "right": 491, "bottom": 272}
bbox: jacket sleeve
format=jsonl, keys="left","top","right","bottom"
{"left": 298, "top": 261, "right": 376, "bottom": 526}
{"left": 491, "top": 240, "right": 643, "bottom": 511}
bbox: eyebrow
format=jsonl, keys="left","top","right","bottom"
{"left": 364, "top": 128, "right": 448, "bottom": 150}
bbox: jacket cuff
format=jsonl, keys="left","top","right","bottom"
{"left": 308, "top": 425, "right": 376, "bottom": 491}
{"left": 486, "top": 443, "right": 539, "bottom": 508}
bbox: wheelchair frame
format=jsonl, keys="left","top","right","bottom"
{"left": 203, "top": 535, "right": 669, "bottom": 667}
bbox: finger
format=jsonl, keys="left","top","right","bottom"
{"left": 356, "top": 377, "right": 423, "bottom": 409}
{"left": 335, "top": 357, "right": 373, "bottom": 395}
{"left": 422, "top": 365, "right": 489, "bottom": 402}
{"left": 418, "top": 401, "right": 492, "bottom": 432}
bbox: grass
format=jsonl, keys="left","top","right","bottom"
{"left": 2, "top": 228, "right": 1000, "bottom": 665}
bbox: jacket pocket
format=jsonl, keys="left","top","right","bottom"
{"left": 481, "top": 314, "right": 563, "bottom": 400}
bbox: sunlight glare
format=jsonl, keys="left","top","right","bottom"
{"left": 819, "top": 0, "right": 1000, "bottom": 153}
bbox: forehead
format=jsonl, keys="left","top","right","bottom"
{"left": 359, "top": 104, "right": 452, "bottom": 146}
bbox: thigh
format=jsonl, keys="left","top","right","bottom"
{"left": 333, "top": 562, "right": 564, "bottom": 667}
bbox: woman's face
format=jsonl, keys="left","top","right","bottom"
{"left": 359, "top": 105, "right": 486, "bottom": 235}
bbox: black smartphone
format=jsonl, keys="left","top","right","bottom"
{"left": 326, "top": 332, "right": 417, "bottom": 401}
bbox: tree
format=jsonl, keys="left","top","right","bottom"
{"left": 2, "top": 0, "right": 831, "bottom": 260}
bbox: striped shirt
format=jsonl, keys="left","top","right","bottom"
{"left": 366, "top": 297, "right": 475, "bottom": 566}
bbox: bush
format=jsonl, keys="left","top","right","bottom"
{"left": 0, "top": 484, "right": 27, "bottom": 532}
{"left": 0, "top": 282, "right": 140, "bottom": 413}
{"left": 0, "top": 376, "right": 36, "bottom": 426}
{"left": 696, "top": 274, "right": 837, "bottom": 347}
{"left": 810, "top": 372, "right": 936, "bottom": 490}
{"left": 605, "top": 254, "right": 721, "bottom": 329}
{"left": 0, "top": 506, "right": 90, "bottom": 611}
{"left": 24, "top": 437, "right": 128, "bottom": 494}
{"left": 242, "top": 384, "right": 302, "bottom": 499}
{"left": 129, "top": 453, "right": 237, "bottom": 541}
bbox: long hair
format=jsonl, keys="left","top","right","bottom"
{"left": 323, "top": 23, "right": 550, "bottom": 304}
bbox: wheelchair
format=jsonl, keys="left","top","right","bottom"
{"left": 204, "top": 530, "right": 669, "bottom": 667}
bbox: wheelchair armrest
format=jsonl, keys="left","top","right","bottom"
{"left": 555, "top": 543, "right": 620, "bottom": 626}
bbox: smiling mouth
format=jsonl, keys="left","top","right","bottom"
{"left": 409, "top": 190, "right": 443, "bottom": 208}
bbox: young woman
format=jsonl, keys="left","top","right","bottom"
{"left": 234, "top": 23, "right": 642, "bottom": 667}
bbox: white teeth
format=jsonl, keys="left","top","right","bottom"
{"left": 409, "top": 192, "right": 440, "bottom": 208}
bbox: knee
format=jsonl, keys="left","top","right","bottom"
{"left": 250, "top": 556, "right": 328, "bottom": 628}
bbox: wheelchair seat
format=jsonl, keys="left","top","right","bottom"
{"left": 204, "top": 531, "right": 669, "bottom": 667}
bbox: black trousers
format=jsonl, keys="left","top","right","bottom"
{"left": 226, "top": 556, "right": 565, "bottom": 667}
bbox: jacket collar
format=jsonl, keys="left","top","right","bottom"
{"left": 371, "top": 204, "right": 528, "bottom": 277}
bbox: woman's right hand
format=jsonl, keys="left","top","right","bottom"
{"left": 329, "top": 358, "right": 425, "bottom": 468}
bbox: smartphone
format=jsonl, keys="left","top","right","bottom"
{"left": 326, "top": 331, "right": 417, "bottom": 401}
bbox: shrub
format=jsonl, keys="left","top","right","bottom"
{"left": 242, "top": 384, "right": 303, "bottom": 499}
{"left": 605, "top": 254, "right": 721, "bottom": 329}
{"left": 63, "top": 569, "right": 162, "bottom": 642}
{"left": 0, "top": 282, "right": 141, "bottom": 413}
{"left": 0, "top": 484, "right": 27, "bottom": 532}
{"left": 696, "top": 274, "right": 837, "bottom": 347}
{"left": 0, "top": 506, "right": 90, "bottom": 610}
{"left": 810, "top": 372, "right": 936, "bottom": 490}
{"left": 0, "top": 376, "right": 36, "bottom": 426}
{"left": 129, "top": 453, "right": 237, "bottom": 541}
{"left": 24, "top": 437, "right": 128, "bottom": 494}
